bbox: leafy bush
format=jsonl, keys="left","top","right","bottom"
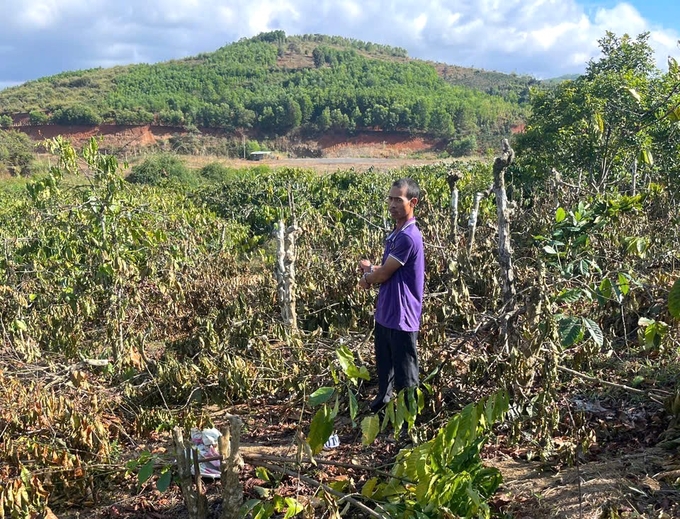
{"left": 0, "top": 129, "right": 35, "bottom": 176}
{"left": 199, "top": 161, "right": 238, "bottom": 182}
{"left": 126, "top": 153, "right": 198, "bottom": 187}
{"left": 50, "top": 104, "right": 103, "bottom": 125}
{"left": 448, "top": 135, "right": 478, "bottom": 157}
{"left": 28, "top": 110, "right": 49, "bottom": 125}
{"left": 114, "top": 108, "right": 155, "bottom": 125}
{"left": 363, "top": 391, "right": 509, "bottom": 518}
{"left": 0, "top": 114, "right": 12, "bottom": 128}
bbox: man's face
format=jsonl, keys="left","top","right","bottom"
{"left": 387, "top": 185, "right": 416, "bottom": 222}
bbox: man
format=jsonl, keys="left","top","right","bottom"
{"left": 358, "top": 177, "right": 425, "bottom": 414}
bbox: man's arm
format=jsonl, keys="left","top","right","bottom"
{"left": 359, "top": 256, "right": 402, "bottom": 288}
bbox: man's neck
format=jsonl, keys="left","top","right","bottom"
{"left": 395, "top": 215, "right": 414, "bottom": 230}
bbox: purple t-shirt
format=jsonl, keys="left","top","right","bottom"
{"left": 374, "top": 218, "right": 425, "bottom": 332}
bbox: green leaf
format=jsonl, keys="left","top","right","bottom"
{"left": 669, "top": 278, "right": 680, "bottom": 319}
{"left": 558, "top": 317, "right": 583, "bottom": 348}
{"left": 543, "top": 245, "right": 558, "bottom": 255}
{"left": 255, "top": 467, "right": 271, "bottom": 482}
{"left": 361, "top": 414, "right": 381, "bottom": 445}
{"left": 626, "top": 88, "right": 641, "bottom": 102}
{"left": 638, "top": 148, "right": 654, "bottom": 167}
{"left": 638, "top": 317, "right": 655, "bottom": 327}
{"left": 348, "top": 387, "right": 358, "bottom": 422}
{"left": 335, "top": 345, "right": 354, "bottom": 373}
{"left": 599, "top": 278, "right": 613, "bottom": 300}
{"left": 361, "top": 477, "right": 379, "bottom": 497}
{"left": 329, "top": 479, "right": 348, "bottom": 493}
{"left": 668, "top": 106, "right": 680, "bottom": 123}
{"left": 556, "top": 288, "right": 583, "bottom": 304}
{"left": 617, "top": 273, "right": 630, "bottom": 296}
{"left": 13, "top": 319, "right": 27, "bottom": 331}
{"left": 156, "top": 468, "right": 172, "bottom": 492}
{"left": 307, "top": 406, "right": 334, "bottom": 454}
{"left": 594, "top": 112, "right": 605, "bottom": 134}
{"left": 417, "top": 387, "right": 425, "bottom": 413}
{"left": 624, "top": 237, "right": 648, "bottom": 257}
{"left": 555, "top": 207, "right": 566, "bottom": 222}
{"left": 382, "top": 401, "right": 395, "bottom": 432}
{"left": 253, "top": 501, "right": 274, "bottom": 519}
{"left": 346, "top": 364, "right": 370, "bottom": 382}
{"left": 239, "top": 499, "right": 264, "bottom": 518}
{"left": 583, "top": 317, "right": 604, "bottom": 347}
{"left": 138, "top": 459, "right": 155, "bottom": 485}
{"left": 331, "top": 394, "right": 340, "bottom": 419}
{"left": 308, "top": 387, "right": 335, "bottom": 407}
{"left": 283, "top": 498, "right": 303, "bottom": 518}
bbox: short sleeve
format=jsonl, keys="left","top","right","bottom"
{"left": 389, "top": 233, "right": 414, "bottom": 265}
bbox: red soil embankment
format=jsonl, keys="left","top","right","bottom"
{"left": 17, "top": 124, "right": 176, "bottom": 149}
{"left": 15, "top": 124, "right": 443, "bottom": 157}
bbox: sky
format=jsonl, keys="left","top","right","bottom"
{"left": 1, "top": 0, "right": 679, "bottom": 91}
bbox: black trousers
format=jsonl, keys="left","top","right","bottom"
{"left": 370, "top": 322, "right": 419, "bottom": 413}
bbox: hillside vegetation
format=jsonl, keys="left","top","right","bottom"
{"left": 0, "top": 32, "right": 533, "bottom": 153}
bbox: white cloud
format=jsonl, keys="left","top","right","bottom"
{"left": 0, "top": 0, "right": 679, "bottom": 85}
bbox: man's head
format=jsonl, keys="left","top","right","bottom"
{"left": 387, "top": 177, "right": 420, "bottom": 224}
{"left": 392, "top": 178, "right": 421, "bottom": 201}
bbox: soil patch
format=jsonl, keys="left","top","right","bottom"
{"left": 18, "top": 124, "right": 178, "bottom": 149}
{"left": 16, "top": 125, "right": 444, "bottom": 162}
{"left": 489, "top": 448, "right": 680, "bottom": 518}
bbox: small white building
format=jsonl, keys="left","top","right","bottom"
{"left": 249, "top": 151, "right": 272, "bottom": 161}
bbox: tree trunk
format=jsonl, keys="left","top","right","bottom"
{"left": 492, "top": 139, "right": 517, "bottom": 353}
{"left": 274, "top": 219, "right": 302, "bottom": 332}
{"left": 172, "top": 427, "right": 208, "bottom": 519}
{"left": 219, "top": 415, "right": 244, "bottom": 519}
{"left": 493, "top": 141, "right": 516, "bottom": 307}
{"left": 447, "top": 172, "right": 461, "bottom": 242}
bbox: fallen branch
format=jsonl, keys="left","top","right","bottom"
{"left": 257, "top": 461, "right": 388, "bottom": 519}
{"left": 558, "top": 365, "right": 670, "bottom": 402}
{"left": 241, "top": 452, "right": 403, "bottom": 482}
{"left": 192, "top": 451, "right": 408, "bottom": 483}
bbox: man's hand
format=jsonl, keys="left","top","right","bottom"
{"left": 358, "top": 272, "right": 370, "bottom": 289}
{"left": 358, "top": 259, "right": 372, "bottom": 274}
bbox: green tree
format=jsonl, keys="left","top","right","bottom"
{"left": 0, "top": 115, "right": 13, "bottom": 128}
{"left": 282, "top": 97, "right": 302, "bottom": 130}
{"left": 312, "top": 48, "right": 325, "bottom": 68}
{"left": 330, "top": 108, "right": 350, "bottom": 130}
{"left": 429, "top": 107, "right": 455, "bottom": 137}
{"left": 28, "top": 110, "right": 49, "bottom": 125}
{"left": 51, "top": 104, "right": 102, "bottom": 125}
{"left": 448, "top": 135, "right": 478, "bottom": 157}
{"left": 317, "top": 107, "right": 331, "bottom": 131}
{"left": 158, "top": 109, "right": 185, "bottom": 126}
{"left": 515, "top": 32, "right": 674, "bottom": 192}
{"left": 412, "top": 98, "right": 431, "bottom": 130}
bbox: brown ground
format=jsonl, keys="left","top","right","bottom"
{"left": 51, "top": 400, "right": 680, "bottom": 519}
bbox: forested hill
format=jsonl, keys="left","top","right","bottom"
{"left": 0, "top": 31, "right": 536, "bottom": 146}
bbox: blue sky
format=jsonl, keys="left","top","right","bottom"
{"left": 0, "top": 0, "right": 678, "bottom": 91}
{"left": 582, "top": 0, "right": 680, "bottom": 28}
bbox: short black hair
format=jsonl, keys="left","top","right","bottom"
{"left": 392, "top": 177, "right": 420, "bottom": 200}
